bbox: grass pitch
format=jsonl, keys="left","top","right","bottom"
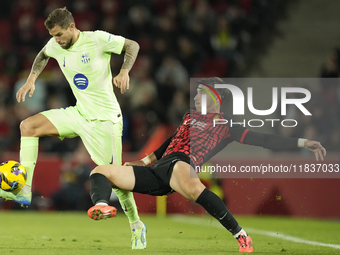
{"left": 0, "top": 211, "right": 339, "bottom": 255}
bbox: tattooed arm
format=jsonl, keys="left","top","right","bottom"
{"left": 121, "top": 39, "right": 140, "bottom": 71}
{"left": 113, "top": 39, "right": 140, "bottom": 94}
{"left": 16, "top": 47, "right": 50, "bottom": 103}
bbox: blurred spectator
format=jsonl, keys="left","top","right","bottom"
{"left": 188, "top": 19, "right": 214, "bottom": 58}
{"left": 13, "top": 70, "right": 47, "bottom": 114}
{"left": 126, "top": 4, "right": 152, "bottom": 40}
{"left": 156, "top": 55, "right": 189, "bottom": 89}
{"left": 125, "top": 55, "right": 157, "bottom": 111}
{"left": 320, "top": 51, "right": 340, "bottom": 78}
{"left": 71, "top": 0, "right": 97, "bottom": 31}
{"left": 177, "top": 36, "right": 203, "bottom": 75}
{"left": 155, "top": 55, "right": 189, "bottom": 109}
{"left": 186, "top": 0, "right": 215, "bottom": 33}
{"left": 210, "top": 15, "right": 237, "bottom": 60}
{"left": 0, "top": 106, "right": 12, "bottom": 155}
{"left": 154, "top": 15, "right": 179, "bottom": 53}
{"left": 0, "top": 75, "right": 11, "bottom": 106}
{"left": 151, "top": 37, "right": 168, "bottom": 71}
{"left": 167, "top": 89, "right": 190, "bottom": 127}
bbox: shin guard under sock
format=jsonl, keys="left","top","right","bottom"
{"left": 196, "top": 188, "right": 242, "bottom": 235}
{"left": 114, "top": 188, "right": 140, "bottom": 224}
{"left": 89, "top": 173, "right": 112, "bottom": 204}
{"left": 20, "top": 137, "right": 39, "bottom": 187}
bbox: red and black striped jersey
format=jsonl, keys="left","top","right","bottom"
{"left": 154, "top": 109, "right": 299, "bottom": 168}
{"left": 162, "top": 109, "right": 249, "bottom": 167}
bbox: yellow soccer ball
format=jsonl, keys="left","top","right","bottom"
{"left": 0, "top": 160, "right": 27, "bottom": 191}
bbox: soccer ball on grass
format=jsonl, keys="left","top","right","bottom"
{"left": 0, "top": 160, "right": 27, "bottom": 191}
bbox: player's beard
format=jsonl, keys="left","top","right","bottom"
{"left": 61, "top": 37, "right": 74, "bottom": 49}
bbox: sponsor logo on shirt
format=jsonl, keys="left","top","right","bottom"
{"left": 184, "top": 118, "right": 207, "bottom": 131}
{"left": 73, "top": 73, "right": 89, "bottom": 90}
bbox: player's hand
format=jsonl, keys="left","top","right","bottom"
{"left": 16, "top": 80, "right": 35, "bottom": 103}
{"left": 113, "top": 69, "right": 130, "bottom": 94}
{"left": 304, "top": 140, "right": 327, "bottom": 161}
{"left": 124, "top": 160, "right": 145, "bottom": 166}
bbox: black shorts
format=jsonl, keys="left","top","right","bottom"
{"left": 132, "top": 152, "right": 190, "bottom": 196}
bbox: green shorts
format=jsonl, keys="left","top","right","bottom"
{"left": 41, "top": 106, "right": 122, "bottom": 166}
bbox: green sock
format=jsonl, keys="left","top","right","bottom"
{"left": 113, "top": 188, "right": 140, "bottom": 224}
{"left": 20, "top": 137, "right": 39, "bottom": 187}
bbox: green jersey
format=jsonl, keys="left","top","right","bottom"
{"left": 45, "top": 30, "right": 125, "bottom": 122}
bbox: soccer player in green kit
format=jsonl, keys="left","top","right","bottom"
{"left": 0, "top": 7, "right": 147, "bottom": 249}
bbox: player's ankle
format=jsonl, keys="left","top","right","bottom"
{"left": 21, "top": 185, "right": 32, "bottom": 194}
{"left": 96, "top": 202, "right": 108, "bottom": 206}
{"left": 233, "top": 228, "right": 247, "bottom": 239}
{"left": 130, "top": 220, "right": 144, "bottom": 230}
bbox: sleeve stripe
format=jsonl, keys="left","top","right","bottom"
{"left": 240, "top": 129, "right": 250, "bottom": 143}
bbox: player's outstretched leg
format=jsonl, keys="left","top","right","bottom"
{"left": 170, "top": 162, "right": 253, "bottom": 253}
{"left": 0, "top": 185, "right": 32, "bottom": 207}
{"left": 195, "top": 188, "right": 254, "bottom": 253}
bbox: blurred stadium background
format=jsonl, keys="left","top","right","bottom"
{"left": 0, "top": 0, "right": 339, "bottom": 223}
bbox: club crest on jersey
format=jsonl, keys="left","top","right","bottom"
{"left": 81, "top": 53, "right": 90, "bottom": 64}
{"left": 73, "top": 73, "right": 89, "bottom": 90}
{"left": 186, "top": 118, "right": 207, "bottom": 131}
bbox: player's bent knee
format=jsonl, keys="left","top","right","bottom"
{"left": 90, "top": 165, "right": 106, "bottom": 176}
{"left": 192, "top": 183, "right": 206, "bottom": 199}
{"left": 185, "top": 181, "right": 205, "bottom": 201}
{"left": 20, "top": 119, "right": 35, "bottom": 137}
{"left": 90, "top": 165, "right": 119, "bottom": 181}
{"left": 171, "top": 161, "right": 205, "bottom": 200}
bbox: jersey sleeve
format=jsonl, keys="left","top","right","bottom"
{"left": 227, "top": 116, "right": 250, "bottom": 142}
{"left": 242, "top": 130, "right": 299, "bottom": 150}
{"left": 153, "top": 135, "right": 175, "bottom": 160}
{"left": 94, "top": 30, "right": 125, "bottom": 54}
{"left": 45, "top": 38, "right": 55, "bottom": 58}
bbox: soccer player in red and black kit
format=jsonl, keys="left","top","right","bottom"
{"left": 87, "top": 77, "right": 326, "bottom": 253}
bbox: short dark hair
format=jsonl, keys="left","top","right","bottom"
{"left": 198, "top": 77, "right": 230, "bottom": 104}
{"left": 44, "top": 7, "right": 75, "bottom": 30}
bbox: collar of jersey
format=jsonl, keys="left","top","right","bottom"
{"left": 68, "top": 30, "right": 83, "bottom": 50}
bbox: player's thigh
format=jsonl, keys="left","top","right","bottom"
{"left": 80, "top": 119, "right": 122, "bottom": 166}
{"left": 93, "top": 165, "right": 135, "bottom": 190}
{"left": 20, "top": 113, "right": 59, "bottom": 137}
{"left": 170, "top": 161, "right": 205, "bottom": 200}
{"left": 133, "top": 165, "right": 174, "bottom": 196}
{"left": 40, "top": 107, "right": 81, "bottom": 139}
